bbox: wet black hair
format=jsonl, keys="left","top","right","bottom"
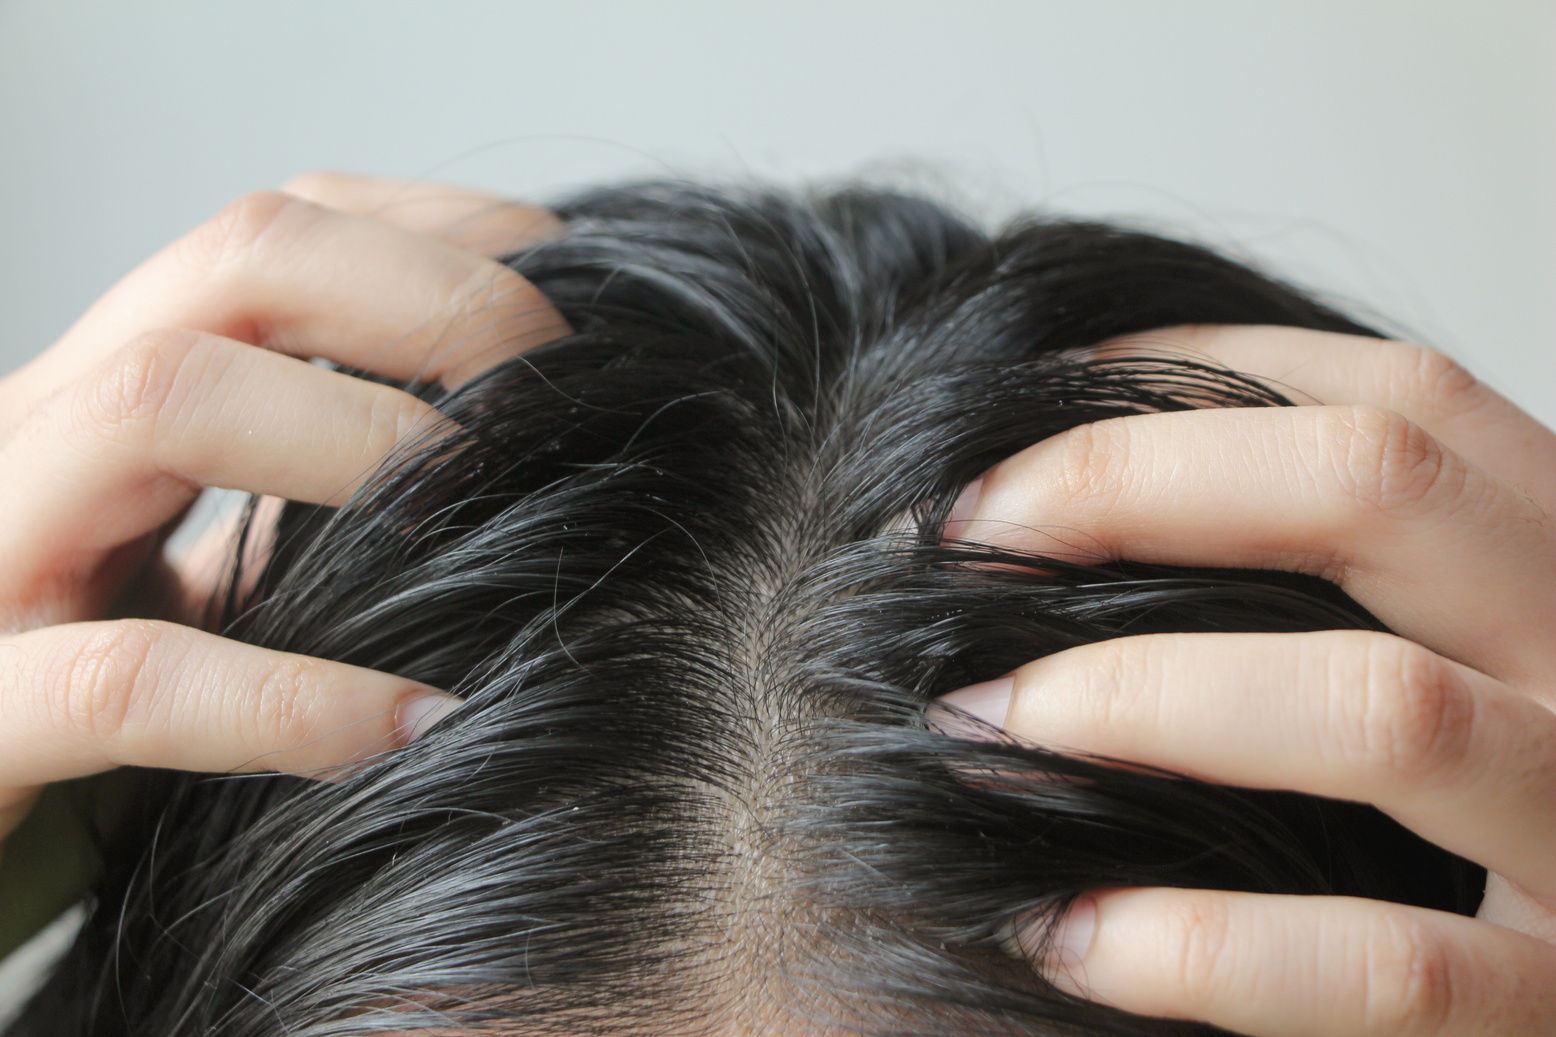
{"left": 12, "top": 182, "right": 1481, "bottom": 1036}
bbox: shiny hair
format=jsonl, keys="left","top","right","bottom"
{"left": 14, "top": 182, "right": 1479, "bottom": 1037}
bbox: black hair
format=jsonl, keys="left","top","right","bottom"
{"left": 12, "top": 182, "right": 1481, "bottom": 1036}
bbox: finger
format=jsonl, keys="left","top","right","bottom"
{"left": 0, "top": 788, "right": 38, "bottom": 845}
{"left": 942, "top": 630, "right": 1556, "bottom": 902}
{"left": 0, "top": 620, "right": 459, "bottom": 787}
{"left": 281, "top": 170, "right": 564, "bottom": 257}
{"left": 950, "top": 406, "right": 1556, "bottom": 687}
{"left": 0, "top": 329, "right": 447, "bottom": 578}
{"left": 1099, "top": 326, "right": 1556, "bottom": 510}
{"left": 1479, "top": 872, "right": 1556, "bottom": 944}
{"left": 1021, "top": 888, "right": 1556, "bottom": 1036}
{"left": 13, "top": 191, "right": 570, "bottom": 399}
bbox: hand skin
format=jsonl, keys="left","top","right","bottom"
{"left": 938, "top": 325, "right": 1556, "bottom": 1036}
{"left": 0, "top": 173, "right": 571, "bottom": 947}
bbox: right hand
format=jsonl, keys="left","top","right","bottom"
{"left": 0, "top": 172, "right": 570, "bottom": 850}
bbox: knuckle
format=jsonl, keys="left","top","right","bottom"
{"left": 1089, "top": 637, "right": 1162, "bottom": 731}
{"left": 1360, "top": 914, "right": 1458, "bottom": 1033}
{"left": 279, "top": 169, "right": 351, "bottom": 201}
{"left": 1164, "top": 894, "right": 1240, "bottom": 1009}
{"left": 1052, "top": 420, "right": 1131, "bottom": 517}
{"left": 249, "top": 655, "right": 326, "bottom": 751}
{"left": 364, "top": 387, "right": 434, "bottom": 458}
{"left": 1402, "top": 344, "right": 1488, "bottom": 423}
{"left": 184, "top": 190, "right": 315, "bottom": 275}
{"left": 72, "top": 329, "right": 205, "bottom": 443}
{"left": 50, "top": 620, "right": 174, "bottom": 748}
{"left": 448, "top": 255, "right": 529, "bottom": 319}
{"left": 1354, "top": 637, "right": 1474, "bottom": 784}
{"left": 1317, "top": 406, "right": 1457, "bottom": 517}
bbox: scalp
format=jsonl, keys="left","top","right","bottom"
{"left": 15, "top": 182, "right": 1473, "bottom": 1037}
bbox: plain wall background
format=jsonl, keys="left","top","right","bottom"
{"left": 1, "top": 0, "right": 1554, "bottom": 422}
{"left": 0, "top": 0, "right": 1553, "bottom": 1011}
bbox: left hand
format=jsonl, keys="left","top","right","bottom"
{"left": 938, "top": 325, "right": 1556, "bottom": 1036}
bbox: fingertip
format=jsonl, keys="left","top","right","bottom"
{"left": 932, "top": 675, "right": 1013, "bottom": 740}
{"left": 433, "top": 277, "right": 574, "bottom": 390}
{"left": 1027, "top": 895, "right": 1099, "bottom": 995}
{"left": 394, "top": 691, "right": 463, "bottom": 746}
{"left": 941, "top": 476, "right": 984, "bottom": 540}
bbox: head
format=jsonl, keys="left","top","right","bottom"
{"left": 14, "top": 182, "right": 1479, "bottom": 1036}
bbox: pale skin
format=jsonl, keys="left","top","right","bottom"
{"left": 4, "top": 173, "right": 1551, "bottom": 1035}
{"left": 940, "top": 325, "right": 1556, "bottom": 1034}
{"left": 0, "top": 172, "right": 571, "bottom": 847}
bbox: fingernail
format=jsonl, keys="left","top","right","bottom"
{"left": 943, "top": 476, "right": 984, "bottom": 540}
{"left": 933, "top": 675, "right": 1014, "bottom": 739}
{"left": 1039, "top": 896, "right": 1097, "bottom": 991}
{"left": 396, "top": 692, "right": 463, "bottom": 745}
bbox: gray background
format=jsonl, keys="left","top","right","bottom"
{"left": 1, "top": 0, "right": 1554, "bottom": 424}
{"left": 0, "top": 0, "right": 1553, "bottom": 1008}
